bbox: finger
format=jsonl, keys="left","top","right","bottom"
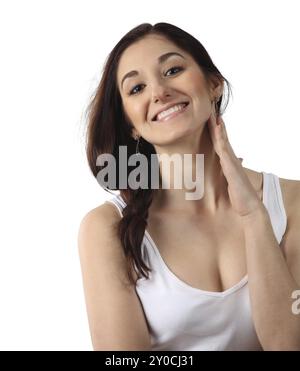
{"left": 211, "top": 100, "right": 219, "bottom": 124}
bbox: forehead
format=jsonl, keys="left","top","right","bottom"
{"left": 117, "top": 35, "right": 189, "bottom": 82}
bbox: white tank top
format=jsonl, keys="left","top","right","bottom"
{"left": 105, "top": 171, "right": 287, "bottom": 351}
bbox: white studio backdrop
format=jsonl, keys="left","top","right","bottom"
{"left": 0, "top": 0, "right": 299, "bottom": 350}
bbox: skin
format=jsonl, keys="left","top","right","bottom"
{"left": 117, "top": 34, "right": 228, "bottom": 214}
{"left": 116, "top": 34, "right": 300, "bottom": 349}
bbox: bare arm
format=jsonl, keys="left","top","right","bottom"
{"left": 241, "top": 183, "right": 300, "bottom": 351}
{"left": 78, "top": 203, "right": 151, "bottom": 351}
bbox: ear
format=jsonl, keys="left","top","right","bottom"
{"left": 216, "top": 80, "right": 224, "bottom": 99}
{"left": 208, "top": 76, "right": 224, "bottom": 100}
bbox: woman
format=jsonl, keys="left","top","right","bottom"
{"left": 78, "top": 22, "right": 300, "bottom": 351}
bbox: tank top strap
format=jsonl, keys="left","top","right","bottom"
{"left": 262, "top": 171, "right": 287, "bottom": 243}
{"left": 105, "top": 193, "right": 126, "bottom": 218}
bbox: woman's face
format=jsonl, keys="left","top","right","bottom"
{"left": 117, "top": 34, "right": 221, "bottom": 148}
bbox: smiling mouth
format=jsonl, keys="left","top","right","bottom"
{"left": 152, "top": 102, "right": 189, "bottom": 123}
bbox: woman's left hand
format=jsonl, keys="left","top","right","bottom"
{"left": 207, "top": 103, "right": 265, "bottom": 218}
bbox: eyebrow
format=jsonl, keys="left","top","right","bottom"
{"left": 120, "top": 51, "right": 186, "bottom": 90}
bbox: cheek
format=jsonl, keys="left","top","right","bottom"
{"left": 124, "top": 102, "right": 148, "bottom": 126}
{"left": 123, "top": 100, "right": 139, "bottom": 118}
{"left": 192, "top": 81, "right": 207, "bottom": 98}
{"left": 187, "top": 85, "right": 212, "bottom": 121}
{"left": 183, "top": 74, "right": 208, "bottom": 104}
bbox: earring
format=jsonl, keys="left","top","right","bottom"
{"left": 135, "top": 135, "right": 141, "bottom": 155}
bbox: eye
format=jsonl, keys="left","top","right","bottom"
{"left": 129, "top": 84, "right": 145, "bottom": 96}
{"left": 165, "top": 66, "right": 183, "bottom": 76}
{"left": 128, "top": 66, "right": 184, "bottom": 96}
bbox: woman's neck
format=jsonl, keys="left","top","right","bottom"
{"left": 151, "top": 125, "right": 231, "bottom": 215}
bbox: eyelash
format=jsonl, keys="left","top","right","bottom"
{"left": 128, "top": 66, "right": 184, "bottom": 96}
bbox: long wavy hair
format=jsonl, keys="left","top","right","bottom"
{"left": 84, "top": 22, "right": 232, "bottom": 286}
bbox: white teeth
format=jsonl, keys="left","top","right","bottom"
{"left": 156, "top": 103, "right": 187, "bottom": 121}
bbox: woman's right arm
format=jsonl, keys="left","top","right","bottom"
{"left": 77, "top": 203, "right": 152, "bottom": 351}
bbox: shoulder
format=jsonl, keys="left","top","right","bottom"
{"left": 278, "top": 176, "right": 300, "bottom": 218}
{"left": 79, "top": 201, "right": 121, "bottom": 235}
{"left": 242, "top": 166, "right": 300, "bottom": 215}
{"left": 77, "top": 200, "right": 139, "bottom": 285}
{"left": 276, "top": 175, "right": 300, "bottom": 286}
{"left": 80, "top": 200, "right": 122, "bottom": 225}
{"left": 244, "top": 169, "right": 300, "bottom": 286}
{"left": 77, "top": 201, "right": 123, "bottom": 267}
{"left": 278, "top": 176, "right": 300, "bottom": 251}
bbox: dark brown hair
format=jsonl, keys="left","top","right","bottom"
{"left": 84, "top": 22, "right": 232, "bottom": 286}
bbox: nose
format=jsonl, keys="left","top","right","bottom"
{"left": 151, "top": 81, "right": 172, "bottom": 103}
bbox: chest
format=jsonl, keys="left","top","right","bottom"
{"left": 146, "top": 211, "right": 247, "bottom": 293}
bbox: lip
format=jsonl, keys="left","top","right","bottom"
{"left": 151, "top": 101, "right": 189, "bottom": 122}
{"left": 153, "top": 102, "right": 189, "bottom": 123}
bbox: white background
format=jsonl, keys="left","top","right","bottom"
{"left": 0, "top": 0, "right": 299, "bottom": 350}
